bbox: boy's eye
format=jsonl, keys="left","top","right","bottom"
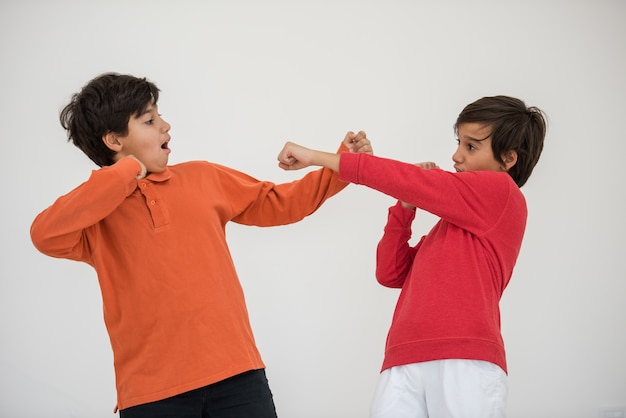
{"left": 145, "top": 114, "right": 162, "bottom": 125}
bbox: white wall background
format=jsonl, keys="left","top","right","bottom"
{"left": 1, "top": 1, "right": 625, "bottom": 417}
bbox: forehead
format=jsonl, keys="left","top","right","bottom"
{"left": 457, "top": 122, "right": 492, "bottom": 140}
{"left": 133, "top": 102, "right": 159, "bottom": 118}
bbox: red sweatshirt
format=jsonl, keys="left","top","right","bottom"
{"left": 31, "top": 150, "right": 348, "bottom": 410}
{"left": 338, "top": 152, "right": 527, "bottom": 373}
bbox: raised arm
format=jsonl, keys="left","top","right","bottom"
{"left": 30, "top": 157, "right": 145, "bottom": 262}
{"left": 375, "top": 201, "right": 422, "bottom": 288}
{"left": 375, "top": 163, "right": 438, "bottom": 287}
{"left": 277, "top": 130, "right": 371, "bottom": 172}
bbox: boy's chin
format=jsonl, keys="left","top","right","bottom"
{"left": 147, "top": 163, "right": 168, "bottom": 174}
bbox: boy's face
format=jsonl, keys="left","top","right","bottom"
{"left": 452, "top": 122, "right": 514, "bottom": 173}
{"left": 110, "top": 103, "right": 171, "bottom": 173}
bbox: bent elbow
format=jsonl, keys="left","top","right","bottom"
{"left": 375, "top": 270, "right": 406, "bottom": 289}
{"left": 30, "top": 218, "right": 82, "bottom": 260}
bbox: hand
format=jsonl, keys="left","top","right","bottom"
{"left": 343, "top": 130, "right": 373, "bottom": 155}
{"left": 277, "top": 131, "right": 372, "bottom": 172}
{"left": 401, "top": 161, "right": 439, "bottom": 209}
{"left": 415, "top": 161, "right": 438, "bottom": 170}
{"left": 277, "top": 142, "right": 316, "bottom": 171}
{"left": 128, "top": 155, "right": 147, "bottom": 179}
{"left": 277, "top": 141, "right": 341, "bottom": 172}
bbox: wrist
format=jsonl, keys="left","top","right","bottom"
{"left": 315, "top": 151, "right": 340, "bottom": 172}
{"left": 136, "top": 164, "right": 147, "bottom": 180}
{"left": 126, "top": 155, "right": 147, "bottom": 179}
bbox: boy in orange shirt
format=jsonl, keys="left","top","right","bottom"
{"left": 30, "top": 72, "right": 372, "bottom": 417}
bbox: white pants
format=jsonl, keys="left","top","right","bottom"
{"left": 370, "top": 360, "right": 508, "bottom": 418}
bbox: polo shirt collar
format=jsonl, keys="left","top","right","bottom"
{"left": 146, "top": 167, "right": 172, "bottom": 182}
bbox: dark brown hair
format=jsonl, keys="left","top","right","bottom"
{"left": 454, "top": 95, "right": 546, "bottom": 187}
{"left": 60, "top": 73, "right": 160, "bottom": 167}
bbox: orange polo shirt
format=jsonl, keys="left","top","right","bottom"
{"left": 31, "top": 149, "right": 348, "bottom": 410}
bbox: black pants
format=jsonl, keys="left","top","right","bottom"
{"left": 119, "top": 369, "right": 278, "bottom": 418}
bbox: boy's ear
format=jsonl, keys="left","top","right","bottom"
{"left": 103, "top": 132, "right": 123, "bottom": 152}
{"left": 501, "top": 150, "right": 518, "bottom": 171}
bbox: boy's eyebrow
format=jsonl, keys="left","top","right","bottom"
{"left": 465, "top": 133, "right": 491, "bottom": 142}
{"left": 138, "top": 105, "right": 157, "bottom": 117}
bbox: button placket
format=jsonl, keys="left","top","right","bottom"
{"left": 139, "top": 181, "right": 169, "bottom": 228}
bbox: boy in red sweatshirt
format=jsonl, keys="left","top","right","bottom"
{"left": 30, "top": 72, "right": 372, "bottom": 417}
{"left": 277, "top": 96, "right": 546, "bottom": 418}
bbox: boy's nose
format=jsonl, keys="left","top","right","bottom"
{"left": 452, "top": 149, "right": 461, "bottom": 163}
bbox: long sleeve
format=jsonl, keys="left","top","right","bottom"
{"left": 211, "top": 146, "right": 349, "bottom": 227}
{"left": 375, "top": 202, "right": 422, "bottom": 288}
{"left": 30, "top": 157, "right": 143, "bottom": 262}
{"left": 338, "top": 152, "right": 514, "bottom": 235}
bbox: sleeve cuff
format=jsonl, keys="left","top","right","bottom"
{"left": 338, "top": 151, "right": 360, "bottom": 183}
